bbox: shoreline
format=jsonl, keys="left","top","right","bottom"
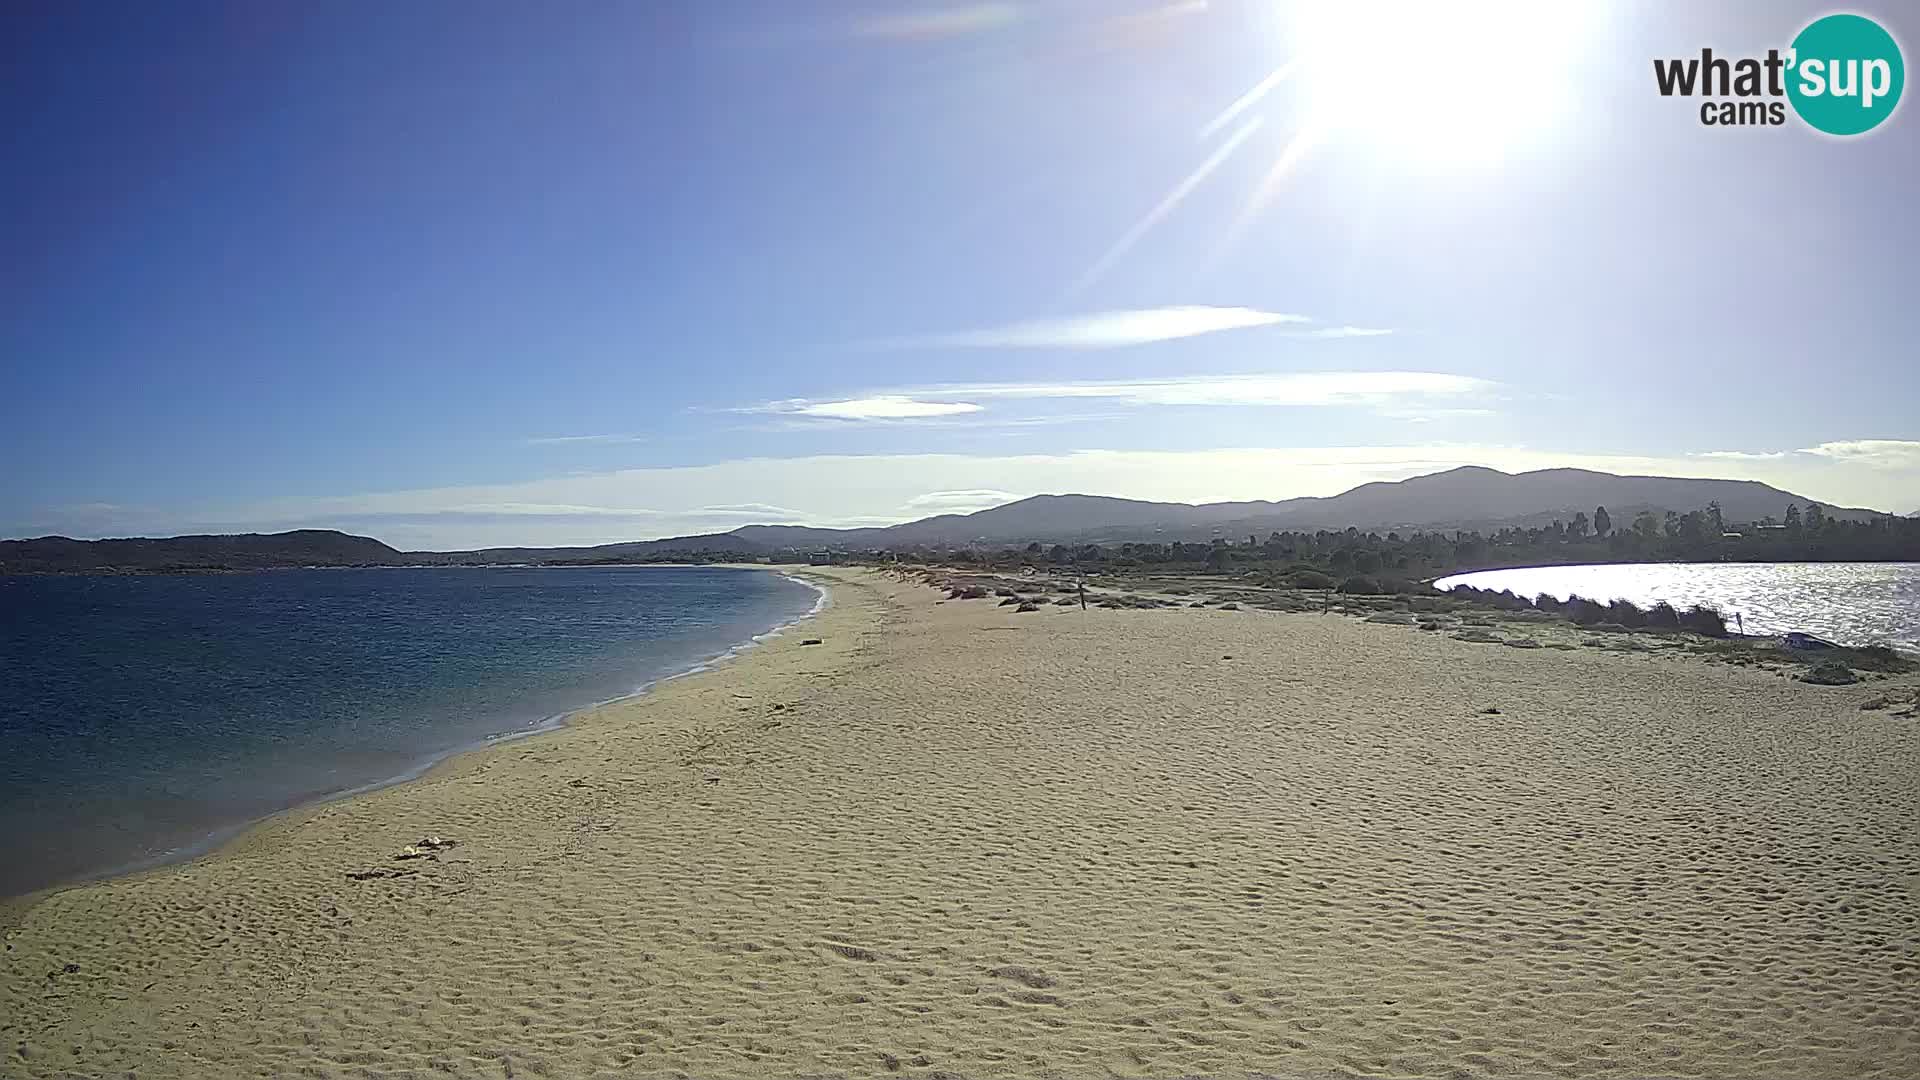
{"left": 0, "top": 565, "right": 834, "bottom": 911}
{"left": 7, "top": 567, "right": 1917, "bottom": 1077}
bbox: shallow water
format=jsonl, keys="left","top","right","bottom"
{"left": 0, "top": 565, "right": 821, "bottom": 897}
{"left": 1434, "top": 561, "right": 1920, "bottom": 649}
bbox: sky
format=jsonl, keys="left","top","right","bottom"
{"left": 4, "top": 0, "right": 1917, "bottom": 549}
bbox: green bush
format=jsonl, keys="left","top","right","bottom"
{"left": 1337, "top": 575, "right": 1381, "bottom": 594}
{"left": 1606, "top": 598, "right": 1649, "bottom": 627}
{"left": 1289, "top": 569, "right": 1337, "bottom": 590}
{"left": 1802, "top": 661, "right": 1858, "bottom": 685}
{"left": 1678, "top": 605, "right": 1727, "bottom": 637}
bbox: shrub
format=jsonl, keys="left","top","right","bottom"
{"left": 1606, "top": 598, "right": 1649, "bottom": 627}
{"left": 997, "top": 596, "right": 1021, "bottom": 606}
{"left": 994, "top": 587, "right": 1018, "bottom": 598}
{"left": 1819, "top": 645, "right": 1911, "bottom": 672}
{"left": 1678, "top": 605, "right": 1727, "bottom": 637}
{"left": 959, "top": 585, "right": 990, "bottom": 599}
{"left": 1533, "top": 593, "right": 1563, "bottom": 613}
{"left": 1337, "top": 575, "right": 1381, "bottom": 595}
{"left": 1015, "top": 601, "right": 1040, "bottom": 612}
{"left": 1802, "top": 661, "right": 1858, "bottom": 685}
{"left": 1646, "top": 601, "right": 1681, "bottom": 629}
{"left": 1289, "top": 569, "right": 1337, "bottom": 590}
{"left": 1564, "top": 596, "right": 1608, "bottom": 625}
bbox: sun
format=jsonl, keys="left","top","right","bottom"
{"left": 1271, "top": 0, "right": 1599, "bottom": 170}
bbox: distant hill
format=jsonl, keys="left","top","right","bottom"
{"left": 722, "top": 467, "right": 1883, "bottom": 550}
{"left": 0, "top": 530, "right": 403, "bottom": 573}
{"left": 410, "top": 532, "right": 769, "bottom": 565}
{"left": 5, "top": 467, "right": 1886, "bottom": 571}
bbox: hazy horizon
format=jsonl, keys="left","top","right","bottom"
{"left": 8, "top": 462, "right": 1912, "bottom": 551}
{"left": 6, "top": 1, "right": 1916, "bottom": 548}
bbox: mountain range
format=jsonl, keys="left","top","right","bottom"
{"left": 1, "top": 466, "right": 1885, "bottom": 572}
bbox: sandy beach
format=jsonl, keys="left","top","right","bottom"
{"left": 4, "top": 565, "right": 1918, "bottom": 1078}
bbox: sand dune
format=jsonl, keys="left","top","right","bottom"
{"left": 5, "top": 567, "right": 1918, "bottom": 1078}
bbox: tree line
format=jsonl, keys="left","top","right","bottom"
{"left": 904, "top": 501, "right": 1919, "bottom": 584}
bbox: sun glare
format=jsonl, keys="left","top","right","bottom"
{"left": 1277, "top": 1, "right": 1596, "bottom": 169}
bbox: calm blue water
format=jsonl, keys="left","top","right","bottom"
{"left": 1434, "top": 562, "right": 1920, "bottom": 651}
{"left": 0, "top": 566, "right": 822, "bottom": 897}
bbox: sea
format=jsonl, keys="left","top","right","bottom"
{"left": 0, "top": 565, "right": 824, "bottom": 898}
{"left": 1433, "top": 561, "right": 1920, "bottom": 651}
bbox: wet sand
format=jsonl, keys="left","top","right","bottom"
{"left": 4, "top": 566, "right": 1917, "bottom": 1078}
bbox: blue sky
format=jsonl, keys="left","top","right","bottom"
{"left": 4, "top": 0, "right": 1917, "bottom": 548}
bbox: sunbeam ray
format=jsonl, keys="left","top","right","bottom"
{"left": 1198, "top": 60, "right": 1295, "bottom": 140}
{"left": 1066, "top": 116, "right": 1263, "bottom": 298}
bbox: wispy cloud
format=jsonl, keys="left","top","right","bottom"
{"left": 867, "top": 305, "right": 1318, "bottom": 350}
{"left": 699, "top": 503, "right": 807, "bottom": 517}
{"left": 851, "top": 3, "right": 1020, "bottom": 40}
{"left": 437, "top": 502, "right": 664, "bottom": 516}
{"left": 523, "top": 433, "right": 648, "bottom": 446}
{"left": 903, "top": 489, "right": 1025, "bottom": 513}
{"left": 760, "top": 396, "right": 986, "bottom": 421}
{"left": 744, "top": 371, "right": 1487, "bottom": 425}
{"left": 913, "top": 371, "right": 1487, "bottom": 407}
{"left": 1701, "top": 440, "right": 1920, "bottom": 470}
{"left": 1798, "top": 439, "right": 1920, "bottom": 468}
{"left": 1699, "top": 449, "right": 1790, "bottom": 461}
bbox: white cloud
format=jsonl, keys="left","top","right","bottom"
{"left": 752, "top": 371, "right": 1490, "bottom": 423}
{"left": 1798, "top": 439, "right": 1920, "bottom": 469}
{"left": 786, "top": 396, "right": 984, "bottom": 420}
{"left": 522, "top": 433, "right": 648, "bottom": 445}
{"left": 1307, "top": 326, "right": 1395, "bottom": 338}
{"left": 873, "top": 306, "right": 1314, "bottom": 349}
{"left": 903, "top": 489, "right": 1025, "bottom": 513}
{"left": 698, "top": 503, "right": 807, "bottom": 518}
{"left": 15, "top": 440, "right": 1914, "bottom": 549}
{"left": 438, "top": 502, "right": 668, "bottom": 517}
{"left": 936, "top": 371, "right": 1486, "bottom": 407}
{"left": 1699, "top": 449, "right": 1791, "bottom": 461}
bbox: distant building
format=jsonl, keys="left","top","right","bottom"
{"left": 808, "top": 551, "right": 833, "bottom": 565}
{"left": 1755, "top": 523, "right": 1789, "bottom": 531}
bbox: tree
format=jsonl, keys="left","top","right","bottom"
{"left": 1706, "top": 500, "right": 1724, "bottom": 536}
{"left": 1805, "top": 503, "right": 1826, "bottom": 532}
{"left": 1570, "top": 511, "right": 1590, "bottom": 538}
{"left": 1679, "top": 510, "right": 1708, "bottom": 545}
{"left": 1632, "top": 510, "right": 1661, "bottom": 541}
{"left": 1663, "top": 510, "right": 1681, "bottom": 539}
{"left": 1785, "top": 503, "right": 1803, "bottom": 532}
{"left": 1593, "top": 506, "right": 1612, "bottom": 538}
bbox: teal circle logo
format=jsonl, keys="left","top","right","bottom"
{"left": 1787, "top": 13, "right": 1904, "bottom": 135}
